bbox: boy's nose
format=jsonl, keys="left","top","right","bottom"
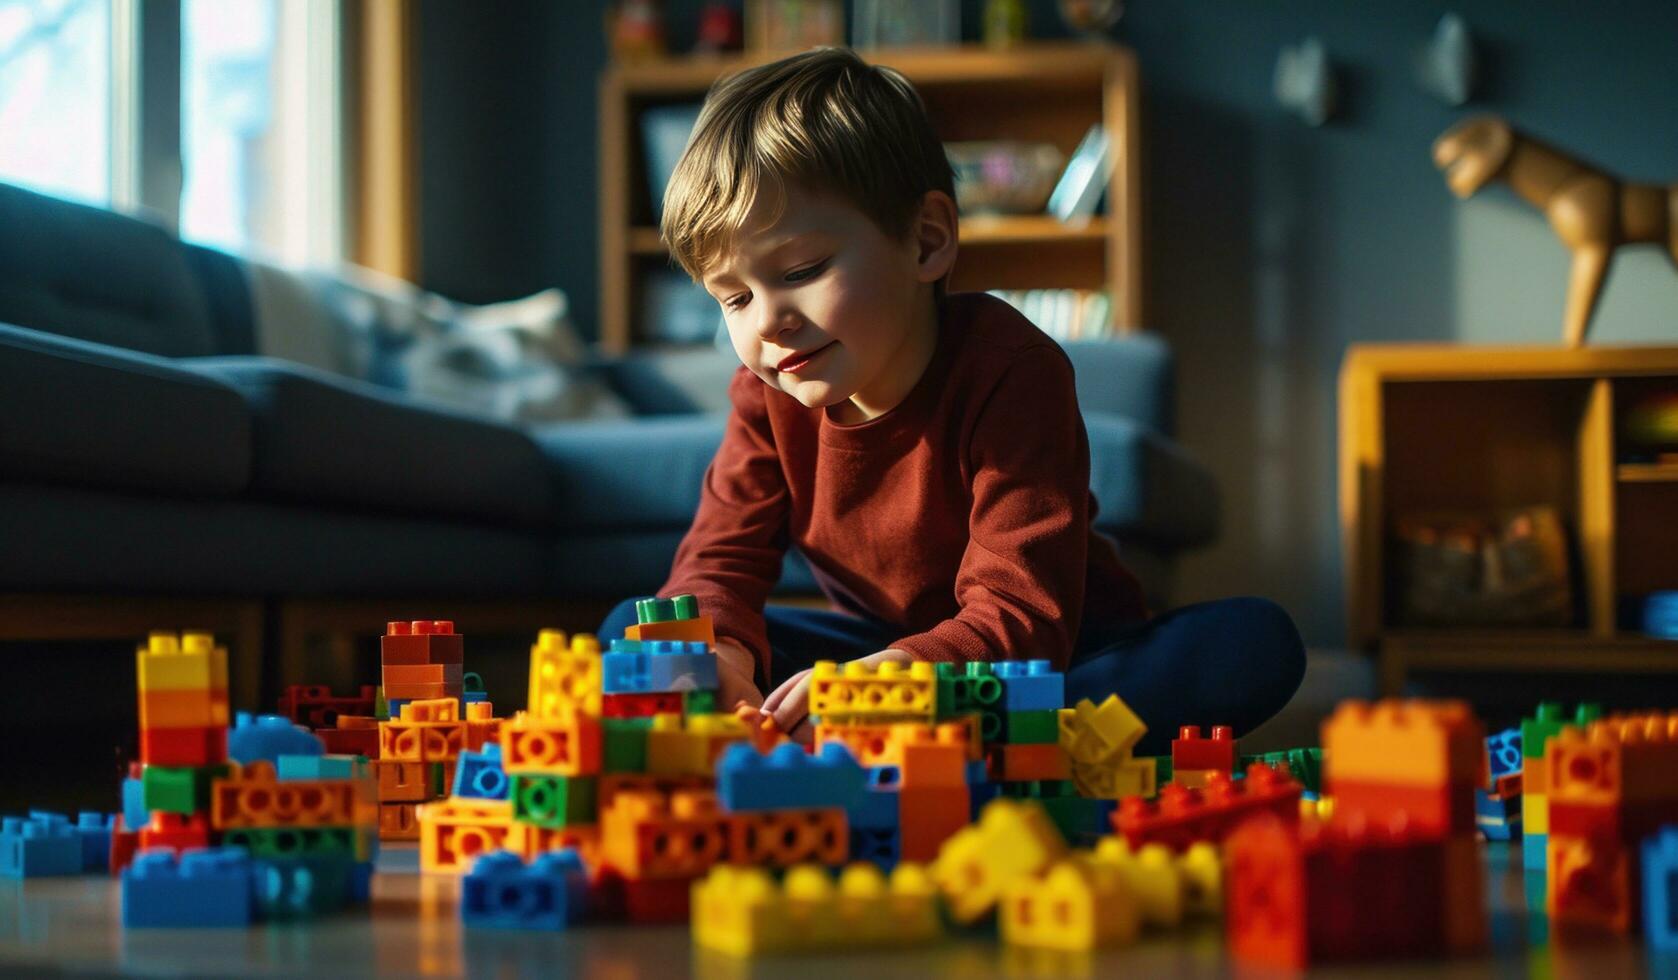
{"left": 756, "top": 306, "right": 802, "bottom": 343}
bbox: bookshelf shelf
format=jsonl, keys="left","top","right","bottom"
{"left": 599, "top": 41, "right": 1141, "bottom": 353}
{"left": 1618, "top": 463, "right": 1678, "bottom": 483}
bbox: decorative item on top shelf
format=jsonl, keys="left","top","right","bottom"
{"left": 607, "top": 0, "right": 668, "bottom": 63}
{"left": 1046, "top": 125, "right": 1110, "bottom": 223}
{"left": 1622, "top": 391, "right": 1678, "bottom": 464}
{"left": 1414, "top": 13, "right": 1476, "bottom": 106}
{"left": 1274, "top": 37, "right": 1338, "bottom": 127}
{"left": 982, "top": 0, "right": 1027, "bottom": 49}
{"left": 1433, "top": 115, "right": 1678, "bottom": 347}
{"left": 1057, "top": 0, "right": 1122, "bottom": 38}
{"left": 988, "top": 290, "right": 1113, "bottom": 343}
{"left": 694, "top": 1, "right": 745, "bottom": 54}
{"left": 1390, "top": 506, "right": 1573, "bottom": 629}
{"left": 748, "top": 0, "right": 843, "bottom": 53}
{"left": 853, "top": 0, "right": 959, "bottom": 48}
{"left": 946, "top": 142, "right": 1066, "bottom": 216}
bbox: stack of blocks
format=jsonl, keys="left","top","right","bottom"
{"left": 1521, "top": 702, "right": 1603, "bottom": 869}
{"left": 1224, "top": 699, "right": 1488, "bottom": 969}
{"left": 1544, "top": 713, "right": 1678, "bottom": 934}
{"left": 130, "top": 633, "right": 231, "bottom": 859}
{"left": 381, "top": 620, "right": 464, "bottom": 712}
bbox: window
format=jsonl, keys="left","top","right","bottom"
{"left": 0, "top": 0, "right": 112, "bottom": 206}
{"left": 0, "top": 0, "right": 342, "bottom": 265}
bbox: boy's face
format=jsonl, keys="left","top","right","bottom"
{"left": 702, "top": 184, "right": 955, "bottom": 418}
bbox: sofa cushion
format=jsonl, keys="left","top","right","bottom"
{"left": 188, "top": 357, "right": 553, "bottom": 529}
{"left": 1086, "top": 412, "right": 1219, "bottom": 548}
{"left": 0, "top": 322, "right": 251, "bottom": 495}
{"left": 536, "top": 415, "right": 723, "bottom": 531}
{"left": 0, "top": 183, "right": 221, "bottom": 356}
{"left": 1063, "top": 335, "right": 1175, "bottom": 436}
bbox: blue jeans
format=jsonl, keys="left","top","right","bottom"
{"left": 597, "top": 596, "right": 1306, "bottom": 756}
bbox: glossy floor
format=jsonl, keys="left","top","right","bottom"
{"left": 0, "top": 842, "right": 1660, "bottom": 978}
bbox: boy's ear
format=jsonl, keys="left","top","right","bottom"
{"left": 912, "top": 190, "right": 960, "bottom": 284}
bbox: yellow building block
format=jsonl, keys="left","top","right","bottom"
{"left": 1299, "top": 796, "right": 1335, "bottom": 821}
{"left": 1070, "top": 756, "right": 1156, "bottom": 800}
{"left": 417, "top": 798, "right": 514, "bottom": 874}
{"left": 1001, "top": 858, "right": 1139, "bottom": 951}
{"left": 527, "top": 630, "right": 602, "bottom": 718}
{"left": 136, "top": 631, "right": 228, "bottom": 693}
{"left": 932, "top": 798, "right": 1067, "bottom": 924}
{"left": 400, "top": 697, "right": 459, "bottom": 723}
{"left": 1322, "top": 699, "right": 1486, "bottom": 788}
{"left": 1089, "top": 838, "right": 1184, "bottom": 927}
{"left": 1058, "top": 695, "right": 1147, "bottom": 765}
{"left": 1177, "top": 841, "right": 1223, "bottom": 918}
{"left": 808, "top": 660, "right": 936, "bottom": 724}
{"left": 1524, "top": 791, "right": 1549, "bottom": 836}
{"left": 645, "top": 712, "right": 747, "bottom": 776}
{"left": 692, "top": 862, "right": 940, "bottom": 956}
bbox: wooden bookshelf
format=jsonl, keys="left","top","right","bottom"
{"left": 1338, "top": 344, "right": 1678, "bottom": 694}
{"left": 598, "top": 42, "right": 1142, "bottom": 354}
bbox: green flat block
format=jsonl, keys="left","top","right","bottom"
{"left": 635, "top": 594, "right": 699, "bottom": 625}
{"left": 683, "top": 689, "right": 719, "bottom": 716}
{"left": 222, "top": 825, "right": 362, "bottom": 860}
{"left": 140, "top": 764, "right": 229, "bottom": 815}
{"left": 1521, "top": 702, "right": 1601, "bottom": 760}
{"left": 603, "top": 718, "right": 652, "bottom": 772}
{"left": 1003, "top": 710, "right": 1060, "bottom": 744}
{"left": 512, "top": 774, "right": 598, "bottom": 828}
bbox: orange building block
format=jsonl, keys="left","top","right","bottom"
{"left": 418, "top": 798, "right": 514, "bottom": 874}
{"left": 988, "top": 742, "right": 1071, "bottom": 783}
{"left": 1322, "top": 699, "right": 1486, "bottom": 789}
{"left": 624, "top": 615, "right": 716, "bottom": 645}
{"left": 724, "top": 808, "right": 847, "bottom": 867}
{"left": 379, "top": 802, "right": 419, "bottom": 840}
{"left": 373, "top": 760, "right": 435, "bottom": 802}
{"left": 399, "top": 697, "right": 459, "bottom": 723}
{"left": 899, "top": 784, "right": 970, "bottom": 862}
{"left": 598, "top": 773, "right": 710, "bottom": 810}
{"left": 507, "top": 822, "right": 601, "bottom": 867}
{"left": 501, "top": 711, "right": 603, "bottom": 776}
{"left": 379, "top": 719, "right": 466, "bottom": 763}
{"left": 1548, "top": 833, "right": 1638, "bottom": 934}
{"left": 599, "top": 789, "right": 726, "bottom": 880}
{"left": 211, "top": 760, "right": 372, "bottom": 829}
{"left": 138, "top": 687, "right": 231, "bottom": 729}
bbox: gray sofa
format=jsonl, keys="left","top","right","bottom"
{"left": 0, "top": 181, "right": 1217, "bottom": 647}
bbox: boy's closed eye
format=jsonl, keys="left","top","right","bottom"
{"left": 720, "top": 258, "right": 831, "bottom": 311}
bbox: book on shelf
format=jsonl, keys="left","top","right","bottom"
{"left": 1046, "top": 124, "right": 1110, "bottom": 223}
{"left": 987, "top": 289, "right": 1114, "bottom": 342}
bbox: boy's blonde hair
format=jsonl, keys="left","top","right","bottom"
{"left": 661, "top": 46, "right": 955, "bottom": 284}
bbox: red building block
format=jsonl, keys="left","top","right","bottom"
{"left": 602, "top": 692, "right": 684, "bottom": 719}
{"left": 1115, "top": 764, "right": 1301, "bottom": 852}
{"left": 108, "top": 818, "right": 139, "bottom": 876}
{"left": 138, "top": 812, "right": 212, "bottom": 854}
{"left": 898, "top": 784, "right": 970, "bottom": 863}
{"left": 381, "top": 620, "right": 465, "bottom": 664}
{"left": 1328, "top": 778, "right": 1478, "bottom": 837}
{"left": 987, "top": 742, "right": 1070, "bottom": 783}
{"left": 277, "top": 684, "right": 378, "bottom": 728}
{"left": 1549, "top": 833, "right": 1638, "bottom": 934}
{"left": 139, "top": 725, "right": 228, "bottom": 767}
{"left": 1172, "top": 726, "right": 1237, "bottom": 773}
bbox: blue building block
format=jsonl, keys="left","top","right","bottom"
{"left": 121, "top": 777, "right": 148, "bottom": 833}
{"left": 122, "top": 847, "right": 253, "bottom": 927}
{"left": 993, "top": 660, "right": 1064, "bottom": 711}
{"left": 454, "top": 744, "right": 511, "bottom": 799}
{"left": 1475, "top": 789, "right": 1522, "bottom": 842}
{"left": 850, "top": 787, "right": 899, "bottom": 830}
{"left": 464, "top": 691, "right": 490, "bottom": 704}
{"left": 965, "top": 759, "right": 988, "bottom": 785}
{"left": 1486, "top": 728, "right": 1523, "bottom": 780}
{"left": 850, "top": 826, "right": 900, "bottom": 869}
{"left": 228, "top": 713, "right": 324, "bottom": 766}
{"left": 252, "top": 854, "right": 354, "bottom": 919}
{"left": 1523, "top": 833, "right": 1548, "bottom": 870}
{"left": 72, "top": 812, "right": 116, "bottom": 871}
{"left": 350, "top": 860, "right": 375, "bottom": 903}
{"left": 0, "top": 813, "right": 82, "bottom": 878}
{"left": 277, "top": 754, "right": 368, "bottom": 781}
{"left": 716, "top": 742, "right": 866, "bottom": 812}
{"left": 602, "top": 639, "right": 718, "bottom": 694}
{"left": 462, "top": 849, "right": 588, "bottom": 930}
{"left": 1645, "top": 827, "right": 1678, "bottom": 951}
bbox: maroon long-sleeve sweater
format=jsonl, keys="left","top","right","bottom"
{"left": 659, "top": 291, "right": 1149, "bottom": 677}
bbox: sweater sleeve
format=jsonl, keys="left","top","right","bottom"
{"left": 658, "top": 367, "right": 789, "bottom": 679}
{"left": 890, "top": 347, "right": 1089, "bottom": 671}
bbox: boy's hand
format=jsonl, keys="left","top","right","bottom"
{"left": 762, "top": 648, "right": 913, "bottom": 745}
{"left": 713, "top": 638, "right": 764, "bottom": 710}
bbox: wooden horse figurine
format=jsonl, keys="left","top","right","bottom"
{"left": 1432, "top": 114, "right": 1676, "bottom": 347}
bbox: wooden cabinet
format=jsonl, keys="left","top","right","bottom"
{"left": 598, "top": 42, "right": 1141, "bottom": 353}
{"left": 1339, "top": 344, "right": 1678, "bottom": 694}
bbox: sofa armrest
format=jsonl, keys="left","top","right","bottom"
{"left": 1063, "top": 334, "right": 1175, "bottom": 436}
{"left": 0, "top": 321, "right": 251, "bottom": 494}
{"left": 1086, "top": 412, "right": 1219, "bottom": 550}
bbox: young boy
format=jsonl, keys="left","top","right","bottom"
{"left": 598, "top": 47, "right": 1304, "bottom": 754}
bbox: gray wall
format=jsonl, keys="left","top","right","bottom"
{"left": 417, "top": 1, "right": 1678, "bottom": 647}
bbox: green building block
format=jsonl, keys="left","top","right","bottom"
{"left": 1521, "top": 702, "right": 1602, "bottom": 760}
{"left": 1241, "top": 747, "right": 1324, "bottom": 794}
{"left": 1003, "top": 710, "right": 1060, "bottom": 744}
{"left": 140, "top": 764, "right": 229, "bottom": 814}
{"left": 604, "top": 718, "right": 652, "bottom": 772}
{"left": 252, "top": 855, "right": 353, "bottom": 920}
{"left": 512, "top": 774, "right": 598, "bottom": 829}
{"left": 635, "top": 594, "right": 699, "bottom": 625}
{"left": 221, "top": 825, "right": 362, "bottom": 860}
{"left": 1149, "top": 755, "right": 1172, "bottom": 785}
{"left": 684, "top": 689, "right": 719, "bottom": 716}
{"left": 934, "top": 663, "right": 1004, "bottom": 739}
{"left": 374, "top": 687, "right": 389, "bottom": 721}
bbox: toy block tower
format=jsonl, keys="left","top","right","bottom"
{"left": 131, "top": 632, "right": 232, "bottom": 857}
{"left": 1520, "top": 702, "right": 1602, "bottom": 868}
{"left": 1545, "top": 713, "right": 1678, "bottom": 934}
{"left": 381, "top": 620, "right": 465, "bottom": 714}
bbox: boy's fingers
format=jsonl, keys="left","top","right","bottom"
{"left": 761, "top": 669, "right": 806, "bottom": 714}
{"left": 770, "top": 678, "right": 809, "bottom": 732}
